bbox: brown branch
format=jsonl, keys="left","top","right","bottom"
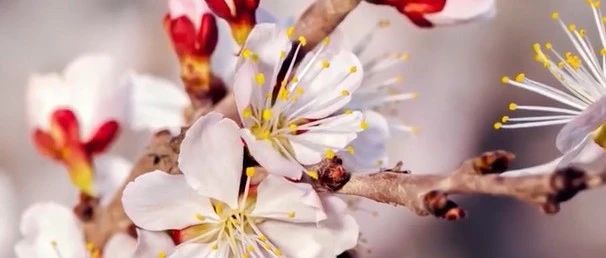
{"left": 327, "top": 151, "right": 606, "bottom": 220}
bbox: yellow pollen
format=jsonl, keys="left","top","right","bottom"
{"left": 399, "top": 52, "right": 410, "bottom": 61}
{"left": 242, "top": 106, "right": 252, "bottom": 118}
{"left": 551, "top": 11, "right": 560, "bottom": 20}
{"left": 157, "top": 251, "right": 167, "bottom": 258}
{"left": 501, "top": 116, "right": 510, "bottom": 123}
{"left": 601, "top": 48, "right": 606, "bottom": 56}
{"left": 50, "top": 240, "right": 58, "bottom": 247}
{"left": 545, "top": 42, "right": 553, "bottom": 49}
{"left": 568, "top": 23, "right": 577, "bottom": 32}
{"left": 291, "top": 76, "right": 299, "bottom": 83}
{"left": 247, "top": 245, "right": 255, "bottom": 252}
{"left": 288, "top": 124, "right": 298, "bottom": 133}
{"left": 588, "top": 0, "right": 601, "bottom": 8}
{"left": 243, "top": 253, "right": 250, "bottom": 258}
{"left": 343, "top": 108, "right": 353, "bottom": 115}
{"left": 378, "top": 19, "right": 391, "bottom": 27}
{"left": 195, "top": 213, "right": 205, "bottom": 221}
{"left": 280, "top": 50, "right": 286, "bottom": 59}
{"left": 246, "top": 167, "right": 256, "bottom": 177}
{"left": 322, "top": 36, "right": 331, "bottom": 45}
{"left": 360, "top": 120, "right": 369, "bottom": 130}
{"left": 579, "top": 28, "right": 587, "bottom": 37}
{"left": 262, "top": 108, "right": 273, "bottom": 121}
{"left": 278, "top": 87, "right": 289, "bottom": 101}
{"left": 298, "top": 36, "right": 307, "bottom": 46}
{"left": 324, "top": 149, "right": 335, "bottom": 159}
{"left": 211, "top": 242, "right": 219, "bottom": 250}
{"left": 286, "top": 26, "right": 295, "bottom": 38}
{"left": 565, "top": 52, "right": 582, "bottom": 69}
{"left": 86, "top": 242, "right": 95, "bottom": 251}
{"left": 349, "top": 66, "right": 358, "bottom": 73}
{"left": 294, "top": 85, "right": 304, "bottom": 96}
{"left": 493, "top": 122, "right": 503, "bottom": 130}
{"left": 306, "top": 170, "right": 319, "bottom": 180}
{"left": 287, "top": 211, "right": 296, "bottom": 218}
{"left": 603, "top": 16, "right": 606, "bottom": 24}
{"left": 515, "top": 73, "right": 526, "bottom": 82}
{"left": 251, "top": 126, "right": 270, "bottom": 140}
{"left": 508, "top": 102, "right": 518, "bottom": 110}
{"left": 341, "top": 90, "right": 350, "bottom": 96}
{"left": 251, "top": 53, "right": 259, "bottom": 62}
{"left": 274, "top": 248, "right": 283, "bottom": 256}
{"left": 500, "top": 76, "right": 510, "bottom": 84}
{"left": 321, "top": 59, "right": 330, "bottom": 68}
{"left": 255, "top": 73, "right": 265, "bottom": 86}
{"left": 242, "top": 48, "right": 252, "bottom": 58}
{"left": 258, "top": 234, "right": 268, "bottom": 242}
{"left": 346, "top": 145, "right": 355, "bottom": 155}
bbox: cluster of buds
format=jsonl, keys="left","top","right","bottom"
{"left": 164, "top": 0, "right": 219, "bottom": 95}
{"left": 32, "top": 109, "right": 119, "bottom": 196}
{"left": 205, "top": 0, "right": 260, "bottom": 45}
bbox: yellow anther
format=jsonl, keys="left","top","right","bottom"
{"left": 251, "top": 125, "right": 270, "bottom": 140}
{"left": 324, "top": 149, "right": 335, "bottom": 159}
{"left": 242, "top": 106, "right": 252, "bottom": 118}
{"left": 291, "top": 76, "right": 299, "bottom": 83}
{"left": 322, "top": 36, "right": 331, "bottom": 45}
{"left": 294, "top": 85, "right": 304, "bottom": 96}
{"left": 501, "top": 116, "right": 510, "bottom": 123}
{"left": 360, "top": 120, "right": 369, "bottom": 130}
{"left": 508, "top": 102, "right": 518, "bottom": 110}
{"left": 50, "top": 240, "right": 58, "bottom": 247}
{"left": 568, "top": 23, "right": 577, "bottom": 32}
{"left": 255, "top": 73, "right": 265, "bottom": 86}
{"left": 195, "top": 213, "right": 205, "bottom": 221}
{"left": 565, "top": 52, "right": 582, "bottom": 69}
{"left": 349, "top": 66, "right": 358, "bottom": 73}
{"left": 493, "top": 122, "right": 503, "bottom": 130}
{"left": 515, "top": 73, "right": 526, "bottom": 82}
{"left": 280, "top": 50, "right": 286, "bottom": 59}
{"left": 274, "top": 248, "right": 283, "bottom": 256}
{"left": 346, "top": 145, "right": 355, "bottom": 155}
{"left": 544, "top": 42, "right": 553, "bottom": 49}
{"left": 286, "top": 26, "right": 295, "bottom": 38}
{"left": 341, "top": 90, "right": 350, "bottom": 96}
{"left": 288, "top": 123, "right": 298, "bottom": 133}
{"left": 287, "top": 211, "right": 296, "bottom": 218}
{"left": 588, "top": 0, "right": 601, "bottom": 8}
{"left": 246, "top": 167, "right": 256, "bottom": 177}
{"left": 247, "top": 245, "right": 255, "bottom": 252}
{"left": 251, "top": 53, "right": 259, "bottom": 62}
{"left": 378, "top": 19, "right": 391, "bottom": 27}
{"left": 601, "top": 48, "right": 606, "bottom": 56}
{"left": 243, "top": 253, "right": 250, "bottom": 258}
{"left": 211, "top": 242, "right": 219, "bottom": 250}
{"left": 86, "top": 242, "right": 95, "bottom": 251}
{"left": 258, "top": 234, "right": 268, "bottom": 242}
{"left": 500, "top": 76, "right": 510, "bottom": 84}
{"left": 399, "top": 52, "right": 410, "bottom": 61}
{"left": 579, "top": 28, "right": 587, "bottom": 37}
{"left": 603, "top": 16, "right": 606, "bottom": 24}
{"left": 157, "top": 251, "right": 167, "bottom": 258}
{"left": 278, "top": 87, "right": 289, "bottom": 101}
{"left": 321, "top": 59, "right": 330, "bottom": 68}
{"left": 551, "top": 11, "right": 560, "bottom": 20}
{"left": 242, "top": 48, "right": 252, "bottom": 58}
{"left": 262, "top": 108, "right": 272, "bottom": 121}
{"left": 343, "top": 108, "right": 353, "bottom": 114}
{"left": 298, "top": 36, "right": 307, "bottom": 46}
{"left": 306, "top": 170, "right": 319, "bottom": 180}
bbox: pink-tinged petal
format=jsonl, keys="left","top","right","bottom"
{"left": 289, "top": 111, "right": 363, "bottom": 165}
{"left": 339, "top": 110, "right": 390, "bottom": 171}
{"left": 424, "top": 0, "right": 496, "bottom": 26}
{"left": 169, "top": 242, "right": 226, "bottom": 258}
{"left": 128, "top": 74, "right": 189, "bottom": 132}
{"left": 168, "top": 0, "right": 211, "bottom": 29}
{"left": 258, "top": 195, "right": 359, "bottom": 258}
{"left": 559, "top": 135, "right": 606, "bottom": 171}
{"left": 122, "top": 171, "right": 217, "bottom": 231}
{"left": 286, "top": 50, "right": 364, "bottom": 119}
{"left": 252, "top": 175, "right": 326, "bottom": 223}
{"left": 133, "top": 229, "right": 176, "bottom": 258}
{"left": 94, "top": 155, "right": 132, "bottom": 206}
{"left": 501, "top": 158, "right": 561, "bottom": 177}
{"left": 64, "top": 54, "right": 128, "bottom": 139}
{"left": 179, "top": 112, "right": 244, "bottom": 208}
{"left": 15, "top": 202, "right": 87, "bottom": 258}
{"left": 103, "top": 233, "right": 136, "bottom": 258}
{"left": 557, "top": 96, "right": 606, "bottom": 153}
{"left": 241, "top": 129, "right": 304, "bottom": 179}
{"left": 232, "top": 61, "right": 256, "bottom": 123}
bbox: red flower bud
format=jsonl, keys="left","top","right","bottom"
{"left": 367, "top": 0, "right": 446, "bottom": 27}
{"left": 165, "top": 12, "right": 218, "bottom": 59}
{"left": 205, "top": 0, "right": 260, "bottom": 45}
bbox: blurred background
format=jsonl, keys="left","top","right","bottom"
{"left": 1, "top": 0, "right": 605, "bottom": 257}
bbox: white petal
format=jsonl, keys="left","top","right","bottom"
{"left": 287, "top": 50, "right": 364, "bottom": 119}
{"left": 15, "top": 202, "right": 87, "bottom": 258}
{"left": 233, "top": 61, "right": 256, "bottom": 122}
{"left": 559, "top": 135, "right": 606, "bottom": 172}
{"left": 133, "top": 229, "right": 176, "bottom": 258}
{"left": 168, "top": 0, "right": 210, "bottom": 29}
{"left": 425, "top": 0, "right": 496, "bottom": 25}
{"left": 169, "top": 243, "right": 226, "bottom": 258}
{"left": 252, "top": 175, "right": 326, "bottom": 223}
{"left": 122, "top": 171, "right": 217, "bottom": 231}
{"left": 339, "top": 110, "right": 390, "bottom": 171}
{"left": 128, "top": 73, "right": 189, "bottom": 133}
{"left": 556, "top": 96, "right": 606, "bottom": 153}
{"left": 104, "top": 233, "right": 136, "bottom": 258}
{"left": 258, "top": 195, "right": 359, "bottom": 258}
{"left": 178, "top": 112, "right": 244, "bottom": 208}
{"left": 26, "top": 73, "right": 69, "bottom": 130}
{"left": 94, "top": 155, "right": 132, "bottom": 206}
{"left": 289, "top": 111, "right": 363, "bottom": 165}
{"left": 241, "top": 129, "right": 304, "bottom": 179}
{"left": 500, "top": 158, "right": 561, "bottom": 177}
{"left": 64, "top": 54, "right": 128, "bottom": 138}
